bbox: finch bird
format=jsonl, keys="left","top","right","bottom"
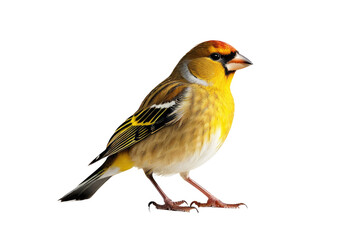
{"left": 59, "top": 40, "right": 252, "bottom": 212}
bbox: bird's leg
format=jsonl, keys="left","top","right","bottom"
{"left": 145, "top": 170, "right": 197, "bottom": 212}
{"left": 181, "top": 173, "right": 246, "bottom": 208}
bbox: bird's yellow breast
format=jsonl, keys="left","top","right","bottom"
{"left": 187, "top": 84, "right": 234, "bottom": 144}
{"left": 129, "top": 84, "right": 234, "bottom": 175}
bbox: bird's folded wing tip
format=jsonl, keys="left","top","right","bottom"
{"left": 88, "top": 156, "right": 100, "bottom": 165}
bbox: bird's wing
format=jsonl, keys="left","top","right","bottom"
{"left": 89, "top": 82, "right": 189, "bottom": 165}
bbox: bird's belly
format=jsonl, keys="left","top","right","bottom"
{"left": 152, "top": 129, "right": 221, "bottom": 175}
{"left": 129, "top": 127, "right": 222, "bottom": 175}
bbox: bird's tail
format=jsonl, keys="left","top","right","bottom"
{"left": 59, "top": 151, "right": 133, "bottom": 202}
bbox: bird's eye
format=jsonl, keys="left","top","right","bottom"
{"left": 210, "top": 53, "right": 221, "bottom": 61}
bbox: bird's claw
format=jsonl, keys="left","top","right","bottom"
{"left": 148, "top": 200, "right": 198, "bottom": 212}
{"left": 190, "top": 199, "right": 247, "bottom": 208}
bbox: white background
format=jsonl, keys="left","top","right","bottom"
{"left": 1, "top": 0, "right": 359, "bottom": 239}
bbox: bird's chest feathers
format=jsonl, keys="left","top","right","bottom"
{"left": 139, "top": 87, "right": 234, "bottom": 175}
{"left": 214, "top": 94, "right": 234, "bottom": 143}
{"left": 195, "top": 86, "right": 235, "bottom": 142}
{"left": 179, "top": 87, "right": 234, "bottom": 170}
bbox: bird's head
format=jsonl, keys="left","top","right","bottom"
{"left": 173, "top": 40, "right": 252, "bottom": 88}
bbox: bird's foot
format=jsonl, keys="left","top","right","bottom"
{"left": 148, "top": 199, "right": 198, "bottom": 212}
{"left": 190, "top": 198, "right": 246, "bottom": 208}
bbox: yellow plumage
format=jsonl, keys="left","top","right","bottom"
{"left": 130, "top": 84, "right": 234, "bottom": 175}
{"left": 60, "top": 40, "right": 252, "bottom": 211}
{"left": 110, "top": 151, "right": 134, "bottom": 172}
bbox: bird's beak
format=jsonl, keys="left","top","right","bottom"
{"left": 225, "top": 52, "right": 252, "bottom": 71}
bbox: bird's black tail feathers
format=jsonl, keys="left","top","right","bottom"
{"left": 59, "top": 163, "right": 111, "bottom": 202}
